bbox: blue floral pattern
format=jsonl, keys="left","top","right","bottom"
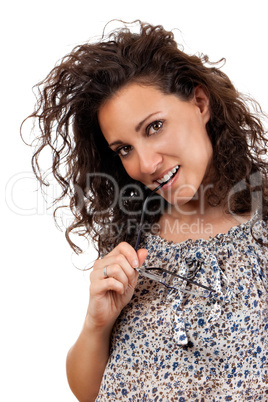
{"left": 96, "top": 216, "right": 268, "bottom": 400}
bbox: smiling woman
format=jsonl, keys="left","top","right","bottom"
{"left": 98, "top": 84, "right": 213, "bottom": 208}
{"left": 22, "top": 21, "right": 268, "bottom": 401}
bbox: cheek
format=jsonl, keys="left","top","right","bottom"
{"left": 121, "top": 161, "right": 138, "bottom": 180}
{"left": 188, "top": 132, "right": 212, "bottom": 164}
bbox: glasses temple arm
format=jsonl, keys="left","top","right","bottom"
{"left": 146, "top": 267, "right": 216, "bottom": 292}
{"left": 134, "top": 182, "right": 165, "bottom": 251}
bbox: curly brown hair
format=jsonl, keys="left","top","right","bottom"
{"left": 22, "top": 21, "right": 268, "bottom": 255}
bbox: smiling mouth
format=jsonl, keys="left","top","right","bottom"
{"left": 156, "top": 165, "right": 180, "bottom": 185}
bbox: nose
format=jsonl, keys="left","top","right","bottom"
{"left": 137, "top": 146, "right": 162, "bottom": 175}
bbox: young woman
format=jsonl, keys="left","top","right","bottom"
{"left": 24, "top": 22, "right": 268, "bottom": 401}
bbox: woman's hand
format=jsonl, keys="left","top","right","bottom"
{"left": 86, "top": 242, "right": 148, "bottom": 331}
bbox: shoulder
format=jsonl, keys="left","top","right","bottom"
{"left": 251, "top": 216, "right": 268, "bottom": 245}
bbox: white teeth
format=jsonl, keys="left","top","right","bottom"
{"left": 157, "top": 165, "right": 179, "bottom": 184}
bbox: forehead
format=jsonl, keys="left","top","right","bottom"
{"left": 98, "top": 83, "right": 174, "bottom": 135}
{"left": 100, "top": 83, "right": 165, "bottom": 113}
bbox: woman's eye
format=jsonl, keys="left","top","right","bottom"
{"left": 116, "top": 145, "right": 132, "bottom": 157}
{"left": 147, "top": 120, "right": 164, "bottom": 135}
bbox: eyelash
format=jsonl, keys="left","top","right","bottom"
{"left": 146, "top": 120, "right": 164, "bottom": 136}
{"left": 115, "top": 145, "right": 133, "bottom": 158}
{"left": 115, "top": 120, "right": 164, "bottom": 158}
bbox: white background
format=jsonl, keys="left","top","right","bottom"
{"left": 2, "top": 0, "right": 267, "bottom": 400}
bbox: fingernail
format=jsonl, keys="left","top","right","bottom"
{"left": 132, "top": 260, "right": 139, "bottom": 268}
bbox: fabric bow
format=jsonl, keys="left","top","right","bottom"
{"left": 167, "top": 246, "right": 234, "bottom": 345}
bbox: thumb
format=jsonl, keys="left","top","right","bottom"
{"left": 137, "top": 248, "right": 148, "bottom": 267}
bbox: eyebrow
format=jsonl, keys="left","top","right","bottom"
{"left": 135, "top": 112, "right": 160, "bottom": 132}
{"left": 108, "top": 112, "right": 160, "bottom": 147}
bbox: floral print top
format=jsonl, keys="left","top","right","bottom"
{"left": 96, "top": 216, "right": 268, "bottom": 401}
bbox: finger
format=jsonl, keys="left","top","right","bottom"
{"left": 91, "top": 257, "right": 135, "bottom": 291}
{"left": 94, "top": 254, "right": 133, "bottom": 277}
{"left": 102, "top": 263, "right": 129, "bottom": 288}
{"left": 90, "top": 275, "right": 126, "bottom": 297}
{"left": 108, "top": 242, "right": 140, "bottom": 268}
{"left": 137, "top": 248, "right": 148, "bottom": 266}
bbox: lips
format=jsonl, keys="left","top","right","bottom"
{"left": 156, "top": 165, "right": 180, "bottom": 184}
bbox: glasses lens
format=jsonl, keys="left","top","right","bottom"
{"left": 145, "top": 267, "right": 212, "bottom": 297}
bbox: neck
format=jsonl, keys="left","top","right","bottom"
{"left": 158, "top": 195, "right": 251, "bottom": 243}
{"left": 167, "top": 194, "right": 224, "bottom": 222}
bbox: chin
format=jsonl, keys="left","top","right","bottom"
{"left": 170, "top": 188, "right": 198, "bottom": 204}
{"left": 165, "top": 194, "right": 196, "bottom": 209}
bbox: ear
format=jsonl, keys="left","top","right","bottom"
{"left": 193, "top": 86, "right": 210, "bottom": 124}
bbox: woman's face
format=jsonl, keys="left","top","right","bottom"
{"left": 98, "top": 83, "right": 213, "bottom": 208}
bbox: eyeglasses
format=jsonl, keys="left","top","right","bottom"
{"left": 134, "top": 183, "right": 216, "bottom": 297}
